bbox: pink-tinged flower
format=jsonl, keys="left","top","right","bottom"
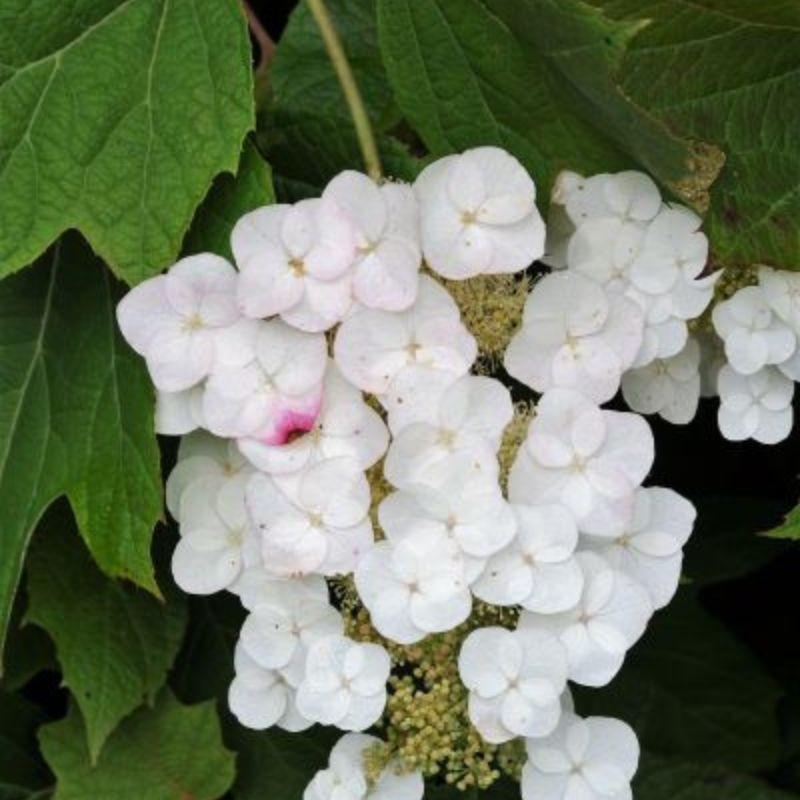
{"left": 239, "top": 362, "right": 389, "bottom": 476}
{"left": 260, "top": 402, "right": 322, "bottom": 447}
{"left": 203, "top": 319, "right": 327, "bottom": 441}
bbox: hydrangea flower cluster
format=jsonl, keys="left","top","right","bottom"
{"left": 539, "top": 170, "right": 799, "bottom": 445}
{"left": 707, "top": 267, "right": 800, "bottom": 443}
{"left": 117, "top": 147, "right": 705, "bottom": 799}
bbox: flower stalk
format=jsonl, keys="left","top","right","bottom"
{"left": 306, "top": 0, "right": 382, "bottom": 181}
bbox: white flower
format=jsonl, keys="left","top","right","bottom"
{"left": 354, "top": 534, "right": 472, "bottom": 644}
{"left": 232, "top": 198, "right": 355, "bottom": 332}
{"left": 509, "top": 390, "right": 654, "bottom": 537}
{"left": 628, "top": 206, "right": 712, "bottom": 313}
{"left": 521, "top": 712, "right": 639, "bottom": 800}
{"left": 239, "top": 362, "right": 389, "bottom": 475}
{"left": 459, "top": 627, "right": 568, "bottom": 743}
{"left": 296, "top": 634, "right": 390, "bottom": 731}
{"left": 117, "top": 254, "right": 253, "bottom": 392}
{"left": 759, "top": 266, "right": 800, "bottom": 332}
{"left": 171, "top": 473, "right": 260, "bottom": 595}
{"left": 229, "top": 643, "right": 310, "bottom": 731}
{"left": 629, "top": 307, "right": 689, "bottom": 369}
{"left": 519, "top": 552, "right": 652, "bottom": 687}
{"left": 472, "top": 504, "right": 583, "bottom": 612}
{"left": 304, "top": 734, "right": 424, "bottom": 800}
{"left": 712, "top": 286, "right": 796, "bottom": 375}
{"left": 234, "top": 566, "right": 330, "bottom": 611}
{"left": 239, "top": 584, "right": 343, "bottom": 675}
{"left": 379, "top": 365, "right": 463, "bottom": 434}
{"left": 334, "top": 275, "right": 476, "bottom": 394}
{"left": 414, "top": 146, "right": 545, "bottom": 279}
{"left": 505, "top": 272, "right": 644, "bottom": 403}
{"left": 565, "top": 217, "right": 643, "bottom": 293}
{"left": 246, "top": 459, "right": 373, "bottom": 577}
{"left": 621, "top": 336, "right": 701, "bottom": 424}
{"left": 583, "top": 486, "right": 695, "bottom": 610}
{"left": 560, "top": 171, "right": 662, "bottom": 228}
{"left": 154, "top": 386, "right": 205, "bottom": 435}
{"left": 383, "top": 371, "right": 512, "bottom": 440}
{"left": 323, "top": 171, "right": 421, "bottom": 311}
{"left": 379, "top": 462, "right": 517, "bottom": 567}
{"left": 165, "top": 431, "right": 252, "bottom": 522}
{"left": 717, "top": 364, "right": 794, "bottom": 444}
{"left": 203, "top": 318, "right": 327, "bottom": 440}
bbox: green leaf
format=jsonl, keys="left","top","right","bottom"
{"left": 26, "top": 511, "right": 187, "bottom": 763}
{"left": 264, "top": 115, "right": 422, "bottom": 200}
{"left": 590, "top": 0, "right": 800, "bottom": 269}
{"left": 0, "top": 0, "right": 254, "bottom": 285}
{"left": 634, "top": 753, "right": 796, "bottom": 799}
{"left": 230, "top": 727, "right": 338, "bottom": 800}
{"left": 684, "top": 495, "right": 791, "bottom": 582}
{"left": 576, "top": 590, "right": 782, "bottom": 771}
{"left": 170, "top": 594, "right": 243, "bottom": 705}
{"left": 0, "top": 235, "right": 162, "bottom": 658}
{"left": 377, "top": 0, "right": 717, "bottom": 199}
{"left": 764, "top": 501, "right": 800, "bottom": 540}
{"left": 183, "top": 141, "right": 275, "bottom": 261}
{"left": 2, "top": 592, "right": 56, "bottom": 692}
{"left": 271, "top": 0, "right": 398, "bottom": 127}
{"left": 0, "top": 690, "right": 52, "bottom": 800}
{"left": 262, "top": 0, "right": 421, "bottom": 197}
{"left": 39, "top": 692, "right": 234, "bottom": 800}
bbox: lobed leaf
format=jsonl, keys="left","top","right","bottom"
{"left": 634, "top": 753, "right": 797, "bottom": 799}
{"left": 376, "top": 0, "right": 717, "bottom": 199}
{"left": 26, "top": 514, "right": 186, "bottom": 762}
{"left": 0, "top": 0, "right": 254, "bottom": 284}
{"left": 592, "top": 0, "right": 800, "bottom": 269}
{"left": 39, "top": 692, "right": 234, "bottom": 800}
{"left": 183, "top": 141, "right": 275, "bottom": 261}
{"left": 576, "top": 590, "right": 783, "bottom": 772}
{"left": 262, "top": 0, "right": 421, "bottom": 198}
{"left": 0, "top": 236, "right": 162, "bottom": 658}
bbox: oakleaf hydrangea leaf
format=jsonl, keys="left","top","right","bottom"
{"left": 230, "top": 727, "right": 338, "bottom": 800}
{"left": 593, "top": 0, "right": 800, "bottom": 270}
{"left": 261, "top": 0, "right": 421, "bottom": 198}
{"left": 377, "top": 0, "right": 717, "bottom": 199}
{"left": 39, "top": 692, "right": 235, "bottom": 800}
{"left": 578, "top": 591, "right": 782, "bottom": 771}
{"left": 26, "top": 514, "right": 187, "bottom": 763}
{"left": 634, "top": 753, "right": 797, "bottom": 799}
{"left": 764, "top": 500, "right": 800, "bottom": 540}
{"left": 183, "top": 142, "right": 275, "bottom": 261}
{"left": 0, "top": 0, "right": 254, "bottom": 285}
{"left": 0, "top": 236, "right": 162, "bottom": 659}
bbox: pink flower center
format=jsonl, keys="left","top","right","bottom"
{"left": 257, "top": 390, "right": 324, "bottom": 447}
{"left": 268, "top": 408, "right": 319, "bottom": 446}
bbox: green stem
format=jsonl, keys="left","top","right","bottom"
{"left": 306, "top": 0, "right": 382, "bottom": 181}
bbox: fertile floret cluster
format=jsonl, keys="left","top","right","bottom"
{"left": 117, "top": 147, "right": 715, "bottom": 800}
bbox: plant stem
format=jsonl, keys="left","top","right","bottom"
{"left": 241, "top": 1, "right": 274, "bottom": 78}
{"left": 306, "top": 0, "right": 382, "bottom": 181}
